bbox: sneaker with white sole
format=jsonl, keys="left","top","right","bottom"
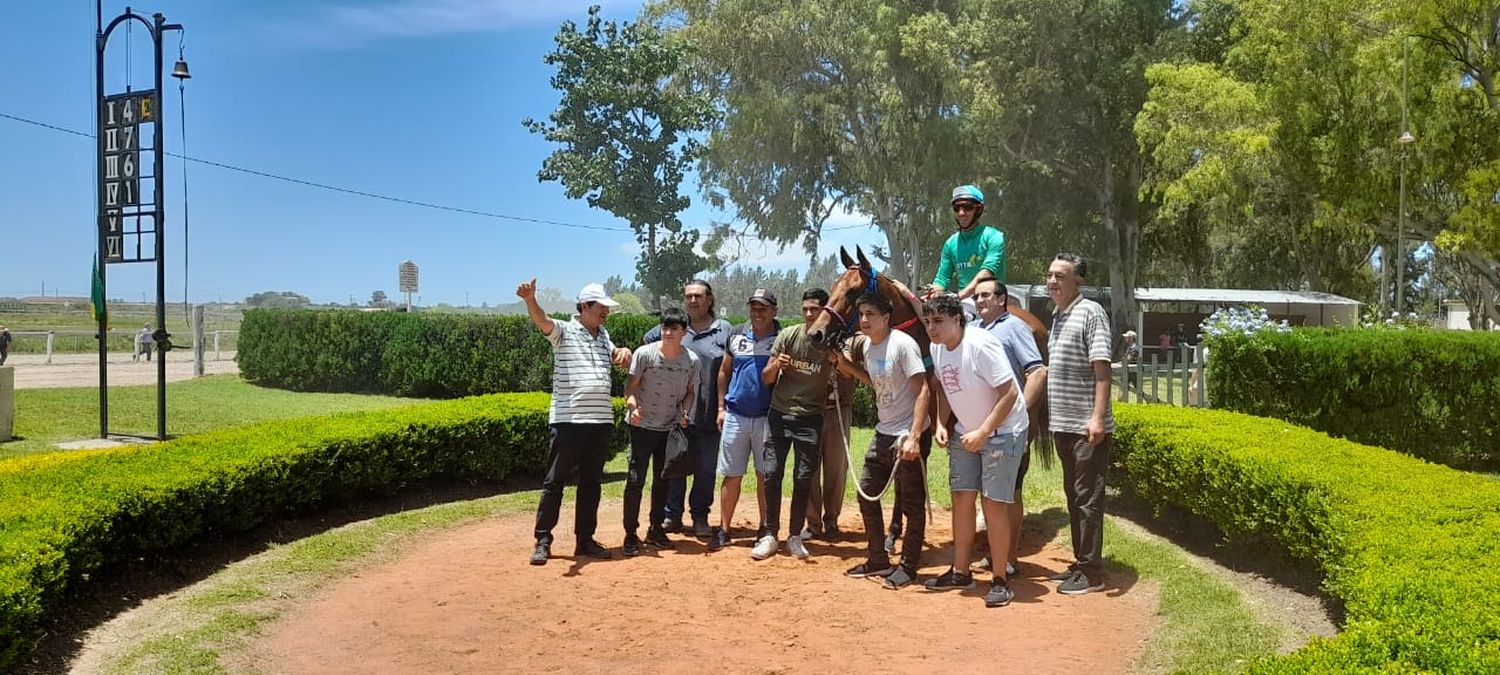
{"left": 881, "top": 566, "right": 917, "bottom": 590}
{"left": 985, "top": 579, "right": 1015, "bottom": 607}
{"left": 845, "top": 561, "right": 895, "bottom": 578}
{"left": 1047, "top": 566, "right": 1078, "bottom": 583}
{"left": 922, "top": 567, "right": 976, "bottom": 591}
{"left": 750, "top": 535, "right": 779, "bottom": 560}
{"left": 1058, "top": 570, "right": 1105, "bottom": 595}
{"left": 787, "top": 535, "right": 811, "bottom": 560}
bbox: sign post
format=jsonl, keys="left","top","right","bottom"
{"left": 96, "top": 9, "right": 183, "bottom": 440}
{"left": 399, "top": 260, "right": 419, "bottom": 313}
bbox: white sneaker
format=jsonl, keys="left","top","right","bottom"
{"left": 750, "top": 535, "right": 779, "bottom": 560}
{"left": 787, "top": 535, "right": 810, "bottom": 560}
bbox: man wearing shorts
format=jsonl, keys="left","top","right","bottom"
{"left": 972, "top": 278, "right": 1048, "bottom": 577}
{"left": 708, "top": 289, "right": 779, "bottom": 551}
{"left": 921, "top": 294, "right": 1028, "bottom": 608}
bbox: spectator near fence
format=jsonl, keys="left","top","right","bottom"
{"left": 0, "top": 325, "right": 10, "bottom": 366}
{"left": 518, "top": 278, "right": 633, "bottom": 566}
{"left": 136, "top": 325, "right": 152, "bottom": 362}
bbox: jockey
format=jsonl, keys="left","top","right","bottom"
{"left": 928, "top": 184, "right": 1006, "bottom": 320}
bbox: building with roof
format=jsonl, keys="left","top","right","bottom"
{"left": 1005, "top": 285, "right": 1361, "bottom": 351}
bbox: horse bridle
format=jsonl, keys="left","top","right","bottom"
{"left": 818, "top": 266, "right": 877, "bottom": 346}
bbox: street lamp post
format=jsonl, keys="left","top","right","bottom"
{"left": 1394, "top": 36, "right": 1415, "bottom": 315}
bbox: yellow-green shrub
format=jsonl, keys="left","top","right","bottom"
{"left": 1115, "top": 404, "right": 1500, "bottom": 672}
{"left": 0, "top": 393, "right": 625, "bottom": 670}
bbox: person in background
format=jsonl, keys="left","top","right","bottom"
{"left": 0, "top": 325, "right": 11, "bottom": 366}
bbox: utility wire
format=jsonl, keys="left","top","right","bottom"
{"left": 0, "top": 111, "right": 633, "bottom": 234}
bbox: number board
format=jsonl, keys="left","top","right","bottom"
{"left": 99, "top": 91, "right": 157, "bottom": 263}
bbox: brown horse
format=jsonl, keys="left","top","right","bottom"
{"left": 806, "top": 246, "right": 1051, "bottom": 447}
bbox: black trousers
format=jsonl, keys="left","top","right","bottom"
{"left": 623, "top": 426, "right": 671, "bottom": 534}
{"left": 1054, "top": 431, "right": 1111, "bottom": 574}
{"left": 858, "top": 432, "right": 931, "bottom": 571}
{"left": 762, "top": 409, "right": 823, "bottom": 539}
{"left": 888, "top": 429, "right": 935, "bottom": 537}
{"left": 533, "top": 422, "right": 614, "bottom": 546}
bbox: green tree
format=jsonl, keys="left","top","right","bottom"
{"left": 655, "top": 0, "right": 974, "bottom": 287}
{"left": 369, "top": 290, "right": 389, "bottom": 308}
{"left": 244, "top": 291, "right": 311, "bottom": 309}
{"left": 524, "top": 5, "right": 716, "bottom": 308}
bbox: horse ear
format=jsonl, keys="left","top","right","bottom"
{"left": 840, "top": 246, "right": 855, "bottom": 269}
{"left": 855, "top": 246, "right": 872, "bottom": 271}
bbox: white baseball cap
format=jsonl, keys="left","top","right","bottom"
{"left": 576, "top": 283, "right": 620, "bottom": 308}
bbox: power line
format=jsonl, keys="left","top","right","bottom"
{"left": 0, "top": 111, "right": 633, "bottom": 234}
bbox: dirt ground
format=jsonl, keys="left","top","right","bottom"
{"left": 240, "top": 500, "right": 1159, "bottom": 674}
{"left": 1, "top": 352, "right": 238, "bottom": 389}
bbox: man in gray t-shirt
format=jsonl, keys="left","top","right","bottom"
{"left": 622, "top": 308, "right": 700, "bottom": 555}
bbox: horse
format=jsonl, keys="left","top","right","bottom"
{"left": 805, "top": 245, "right": 1051, "bottom": 448}
{"left": 807, "top": 245, "right": 1052, "bottom": 566}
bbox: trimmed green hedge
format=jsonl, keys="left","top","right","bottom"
{"left": 1207, "top": 328, "right": 1500, "bottom": 470}
{"left": 1114, "top": 403, "right": 1500, "bottom": 672}
{"left": 237, "top": 309, "right": 661, "bottom": 397}
{"left": 0, "top": 393, "right": 626, "bottom": 670}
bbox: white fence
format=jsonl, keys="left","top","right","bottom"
{"left": 7, "top": 330, "right": 239, "bottom": 363}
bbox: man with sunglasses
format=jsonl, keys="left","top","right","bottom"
{"left": 931, "top": 185, "right": 1007, "bottom": 304}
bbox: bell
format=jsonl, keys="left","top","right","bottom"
{"left": 171, "top": 58, "right": 192, "bottom": 80}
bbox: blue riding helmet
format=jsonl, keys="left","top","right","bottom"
{"left": 951, "top": 184, "right": 985, "bottom": 205}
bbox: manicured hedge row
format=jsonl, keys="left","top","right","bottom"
{"left": 1207, "top": 328, "right": 1500, "bottom": 470}
{"left": 0, "top": 393, "right": 626, "bottom": 670}
{"left": 237, "top": 309, "right": 662, "bottom": 397}
{"left": 1113, "top": 403, "right": 1500, "bottom": 672}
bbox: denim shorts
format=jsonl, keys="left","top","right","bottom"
{"left": 719, "top": 411, "right": 773, "bottom": 477}
{"left": 948, "top": 431, "right": 1027, "bottom": 503}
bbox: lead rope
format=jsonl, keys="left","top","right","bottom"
{"left": 833, "top": 393, "right": 932, "bottom": 523}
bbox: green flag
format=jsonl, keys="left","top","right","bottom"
{"left": 90, "top": 257, "right": 106, "bottom": 329}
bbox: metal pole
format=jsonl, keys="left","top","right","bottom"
{"left": 95, "top": 14, "right": 109, "bottom": 440}
{"left": 1396, "top": 37, "right": 1410, "bottom": 315}
{"left": 154, "top": 13, "right": 167, "bottom": 440}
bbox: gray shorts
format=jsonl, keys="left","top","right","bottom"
{"left": 948, "top": 431, "right": 1027, "bottom": 503}
{"left": 719, "top": 411, "right": 774, "bottom": 477}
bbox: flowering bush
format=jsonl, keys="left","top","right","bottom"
{"left": 1356, "top": 307, "right": 1428, "bottom": 330}
{"left": 1199, "top": 305, "right": 1290, "bottom": 341}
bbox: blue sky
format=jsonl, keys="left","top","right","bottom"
{"left": 0, "top": 0, "right": 882, "bottom": 306}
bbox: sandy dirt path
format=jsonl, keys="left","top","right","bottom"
{"left": 240, "top": 500, "right": 1158, "bottom": 674}
{"left": 2, "top": 353, "right": 238, "bottom": 389}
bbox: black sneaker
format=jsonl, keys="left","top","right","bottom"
{"left": 823, "top": 524, "right": 843, "bottom": 541}
{"left": 662, "top": 517, "right": 684, "bottom": 534}
{"left": 922, "top": 567, "right": 976, "bottom": 591}
{"left": 622, "top": 533, "right": 642, "bottom": 557}
{"left": 985, "top": 579, "right": 1015, "bottom": 607}
{"left": 575, "top": 539, "right": 611, "bottom": 560}
{"left": 529, "top": 542, "right": 551, "bottom": 566}
{"left": 881, "top": 566, "right": 917, "bottom": 590}
{"left": 707, "top": 527, "right": 731, "bottom": 551}
{"left": 845, "top": 561, "right": 895, "bottom": 579}
{"left": 644, "top": 529, "right": 676, "bottom": 550}
{"left": 1047, "top": 566, "right": 1078, "bottom": 583}
{"left": 1059, "top": 570, "right": 1105, "bottom": 595}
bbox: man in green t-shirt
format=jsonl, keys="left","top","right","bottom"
{"left": 930, "top": 184, "right": 1006, "bottom": 301}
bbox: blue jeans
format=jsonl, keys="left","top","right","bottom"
{"left": 665, "top": 426, "right": 720, "bottom": 523}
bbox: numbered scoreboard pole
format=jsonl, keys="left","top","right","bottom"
{"left": 95, "top": 10, "right": 183, "bottom": 440}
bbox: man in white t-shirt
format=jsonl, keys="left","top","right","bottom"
{"left": 833, "top": 293, "right": 930, "bottom": 589}
{"left": 920, "top": 294, "right": 1028, "bottom": 608}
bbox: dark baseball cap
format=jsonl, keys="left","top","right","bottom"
{"left": 747, "top": 289, "right": 778, "bottom": 306}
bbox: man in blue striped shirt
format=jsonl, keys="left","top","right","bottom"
{"left": 519, "top": 278, "right": 633, "bottom": 566}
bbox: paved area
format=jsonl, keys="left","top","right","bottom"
{"left": 1, "top": 352, "right": 239, "bottom": 389}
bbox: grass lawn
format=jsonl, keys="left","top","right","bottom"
{"left": 1, "top": 375, "right": 416, "bottom": 461}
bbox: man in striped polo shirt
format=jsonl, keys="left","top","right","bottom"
{"left": 1044, "top": 253, "right": 1115, "bottom": 595}
{"left": 518, "top": 278, "right": 633, "bottom": 566}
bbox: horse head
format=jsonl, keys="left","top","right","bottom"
{"left": 807, "top": 246, "right": 875, "bottom": 348}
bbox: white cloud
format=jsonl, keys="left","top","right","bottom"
{"left": 273, "top": 0, "right": 637, "bottom": 48}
